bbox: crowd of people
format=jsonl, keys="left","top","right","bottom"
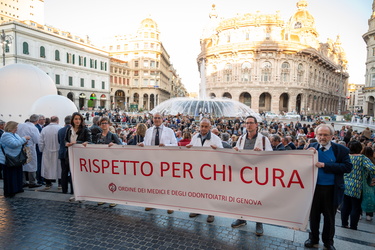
{"left": 0, "top": 110, "right": 374, "bottom": 250}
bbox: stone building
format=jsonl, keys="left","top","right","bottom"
{"left": 347, "top": 83, "right": 364, "bottom": 114}
{"left": 197, "top": 0, "right": 348, "bottom": 116}
{"left": 103, "top": 18, "right": 187, "bottom": 112}
{"left": 0, "top": 20, "right": 110, "bottom": 110}
{"left": 363, "top": 0, "right": 375, "bottom": 116}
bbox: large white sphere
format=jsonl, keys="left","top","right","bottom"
{"left": 30, "top": 95, "right": 78, "bottom": 126}
{"left": 0, "top": 64, "right": 57, "bottom": 123}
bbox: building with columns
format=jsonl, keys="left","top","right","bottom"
{"left": 347, "top": 83, "right": 364, "bottom": 114}
{"left": 103, "top": 18, "right": 187, "bottom": 112}
{"left": 0, "top": 20, "right": 111, "bottom": 110}
{"left": 363, "top": 0, "right": 375, "bottom": 116}
{"left": 197, "top": 0, "right": 348, "bottom": 116}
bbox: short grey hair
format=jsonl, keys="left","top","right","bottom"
{"left": 315, "top": 124, "right": 335, "bottom": 136}
{"left": 92, "top": 116, "right": 100, "bottom": 125}
{"left": 29, "top": 114, "right": 40, "bottom": 123}
{"left": 221, "top": 132, "right": 230, "bottom": 141}
{"left": 0, "top": 120, "right": 5, "bottom": 125}
{"left": 271, "top": 134, "right": 281, "bottom": 142}
{"left": 64, "top": 115, "right": 72, "bottom": 125}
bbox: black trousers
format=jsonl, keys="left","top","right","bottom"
{"left": 341, "top": 194, "right": 362, "bottom": 230}
{"left": 61, "top": 158, "right": 73, "bottom": 194}
{"left": 309, "top": 185, "right": 336, "bottom": 246}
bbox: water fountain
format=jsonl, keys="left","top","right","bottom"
{"left": 150, "top": 97, "right": 261, "bottom": 120}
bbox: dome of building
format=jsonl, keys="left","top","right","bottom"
{"left": 0, "top": 64, "right": 57, "bottom": 123}
{"left": 140, "top": 18, "right": 158, "bottom": 29}
{"left": 289, "top": 0, "right": 316, "bottom": 30}
{"left": 30, "top": 95, "right": 78, "bottom": 126}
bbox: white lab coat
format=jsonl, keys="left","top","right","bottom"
{"left": 189, "top": 132, "right": 223, "bottom": 148}
{"left": 17, "top": 122, "right": 40, "bottom": 172}
{"left": 39, "top": 123, "right": 62, "bottom": 179}
{"left": 143, "top": 125, "right": 177, "bottom": 146}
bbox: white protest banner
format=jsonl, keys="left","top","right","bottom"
{"left": 69, "top": 145, "right": 318, "bottom": 230}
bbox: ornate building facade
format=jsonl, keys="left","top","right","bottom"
{"left": 363, "top": 0, "right": 375, "bottom": 116}
{"left": 103, "top": 18, "right": 187, "bottom": 111}
{"left": 198, "top": 0, "right": 348, "bottom": 116}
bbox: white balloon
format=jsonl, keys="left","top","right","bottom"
{"left": 30, "top": 95, "right": 78, "bottom": 126}
{"left": 0, "top": 64, "right": 57, "bottom": 123}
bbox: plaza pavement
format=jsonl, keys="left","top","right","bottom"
{"left": 0, "top": 179, "right": 374, "bottom": 250}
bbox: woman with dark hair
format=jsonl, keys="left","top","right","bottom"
{"left": 361, "top": 146, "right": 375, "bottom": 221}
{"left": 95, "top": 117, "right": 122, "bottom": 207}
{"left": 0, "top": 121, "right": 30, "bottom": 198}
{"left": 64, "top": 112, "right": 91, "bottom": 198}
{"left": 341, "top": 140, "right": 375, "bottom": 230}
{"left": 95, "top": 117, "right": 122, "bottom": 146}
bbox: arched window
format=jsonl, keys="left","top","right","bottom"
{"left": 224, "top": 63, "right": 232, "bottom": 82}
{"left": 23, "top": 42, "right": 29, "bottom": 55}
{"left": 371, "top": 68, "right": 375, "bottom": 87}
{"left": 55, "top": 50, "right": 60, "bottom": 61}
{"left": 261, "top": 62, "right": 272, "bottom": 82}
{"left": 241, "top": 62, "right": 251, "bottom": 82}
{"left": 297, "top": 63, "right": 304, "bottom": 83}
{"left": 280, "top": 62, "right": 290, "bottom": 82}
{"left": 40, "top": 46, "right": 45, "bottom": 58}
{"left": 294, "top": 22, "right": 302, "bottom": 29}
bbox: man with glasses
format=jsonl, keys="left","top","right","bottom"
{"left": 231, "top": 115, "right": 272, "bottom": 236}
{"left": 304, "top": 124, "right": 352, "bottom": 250}
{"left": 186, "top": 118, "right": 223, "bottom": 223}
{"left": 138, "top": 112, "right": 177, "bottom": 214}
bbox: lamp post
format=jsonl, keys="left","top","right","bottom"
{"left": 1, "top": 29, "right": 13, "bottom": 66}
{"left": 337, "top": 61, "right": 344, "bottom": 116}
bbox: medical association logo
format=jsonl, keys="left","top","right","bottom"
{"left": 108, "top": 183, "right": 117, "bottom": 193}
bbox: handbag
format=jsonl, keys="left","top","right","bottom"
{"left": 361, "top": 171, "right": 375, "bottom": 213}
{"left": 1, "top": 145, "right": 28, "bottom": 167}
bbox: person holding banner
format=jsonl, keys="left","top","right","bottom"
{"left": 95, "top": 117, "right": 122, "bottom": 208}
{"left": 230, "top": 115, "right": 272, "bottom": 236}
{"left": 305, "top": 124, "right": 352, "bottom": 250}
{"left": 138, "top": 112, "right": 177, "bottom": 214}
{"left": 186, "top": 118, "right": 223, "bottom": 223}
{"left": 65, "top": 112, "right": 92, "bottom": 200}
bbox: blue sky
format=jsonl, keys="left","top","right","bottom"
{"left": 44, "top": 0, "right": 373, "bottom": 93}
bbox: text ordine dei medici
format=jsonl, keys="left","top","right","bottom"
{"left": 79, "top": 158, "right": 304, "bottom": 188}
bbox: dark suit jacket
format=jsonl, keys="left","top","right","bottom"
{"left": 64, "top": 126, "right": 92, "bottom": 159}
{"left": 58, "top": 125, "right": 70, "bottom": 160}
{"left": 274, "top": 143, "right": 286, "bottom": 151}
{"left": 308, "top": 142, "right": 353, "bottom": 208}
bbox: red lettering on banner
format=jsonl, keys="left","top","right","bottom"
{"left": 119, "top": 160, "right": 139, "bottom": 175}
{"left": 287, "top": 170, "right": 304, "bottom": 188}
{"left": 200, "top": 164, "right": 211, "bottom": 180}
{"left": 240, "top": 166, "right": 253, "bottom": 183}
{"left": 183, "top": 163, "right": 193, "bottom": 179}
{"left": 255, "top": 167, "right": 269, "bottom": 185}
{"left": 102, "top": 160, "right": 110, "bottom": 173}
{"left": 229, "top": 165, "right": 232, "bottom": 182}
{"left": 273, "top": 168, "right": 285, "bottom": 187}
{"left": 112, "top": 160, "right": 119, "bottom": 175}
{"left": 214, "top": 164, "right": 225, "bottom": 181}
{"left": 79, "top": 158, "right": 88, "bottom": 172}
{"left": 93, "top": 159, "right": 100, "bottom": 173}
{"left": 160, "top": 162, "right": 170, "bottom": 177}
{"left": 140, "top": 161, "right": 153, "bottom": 176}
{"left": 172, "top": 162, "right": 181, "bottom": 178}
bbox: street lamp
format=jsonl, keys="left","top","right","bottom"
{"left": 1, "top": 29, "right": 13, "bottom": 66}
{"left": 337, "top": 61, "right": 344, "bottom": 116}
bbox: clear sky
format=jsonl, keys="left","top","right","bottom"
{"left": 44, "top": 0, "right": 373, "bottom": 93}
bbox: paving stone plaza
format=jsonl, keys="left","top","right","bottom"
{"left": 0, "top": 177, "right": 374, "bottom": 250}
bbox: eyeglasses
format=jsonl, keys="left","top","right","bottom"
{"left": 153, "top": 117, "right": 162, "bottom": 119}
{"left": 101, "top": 123, "right": 109, "bottom": 125}
{"left": 245, "top": 122, "right": 256, "bottom": 125}
{"left": 317, "top": 134, "right": 331, "bottom": 137}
